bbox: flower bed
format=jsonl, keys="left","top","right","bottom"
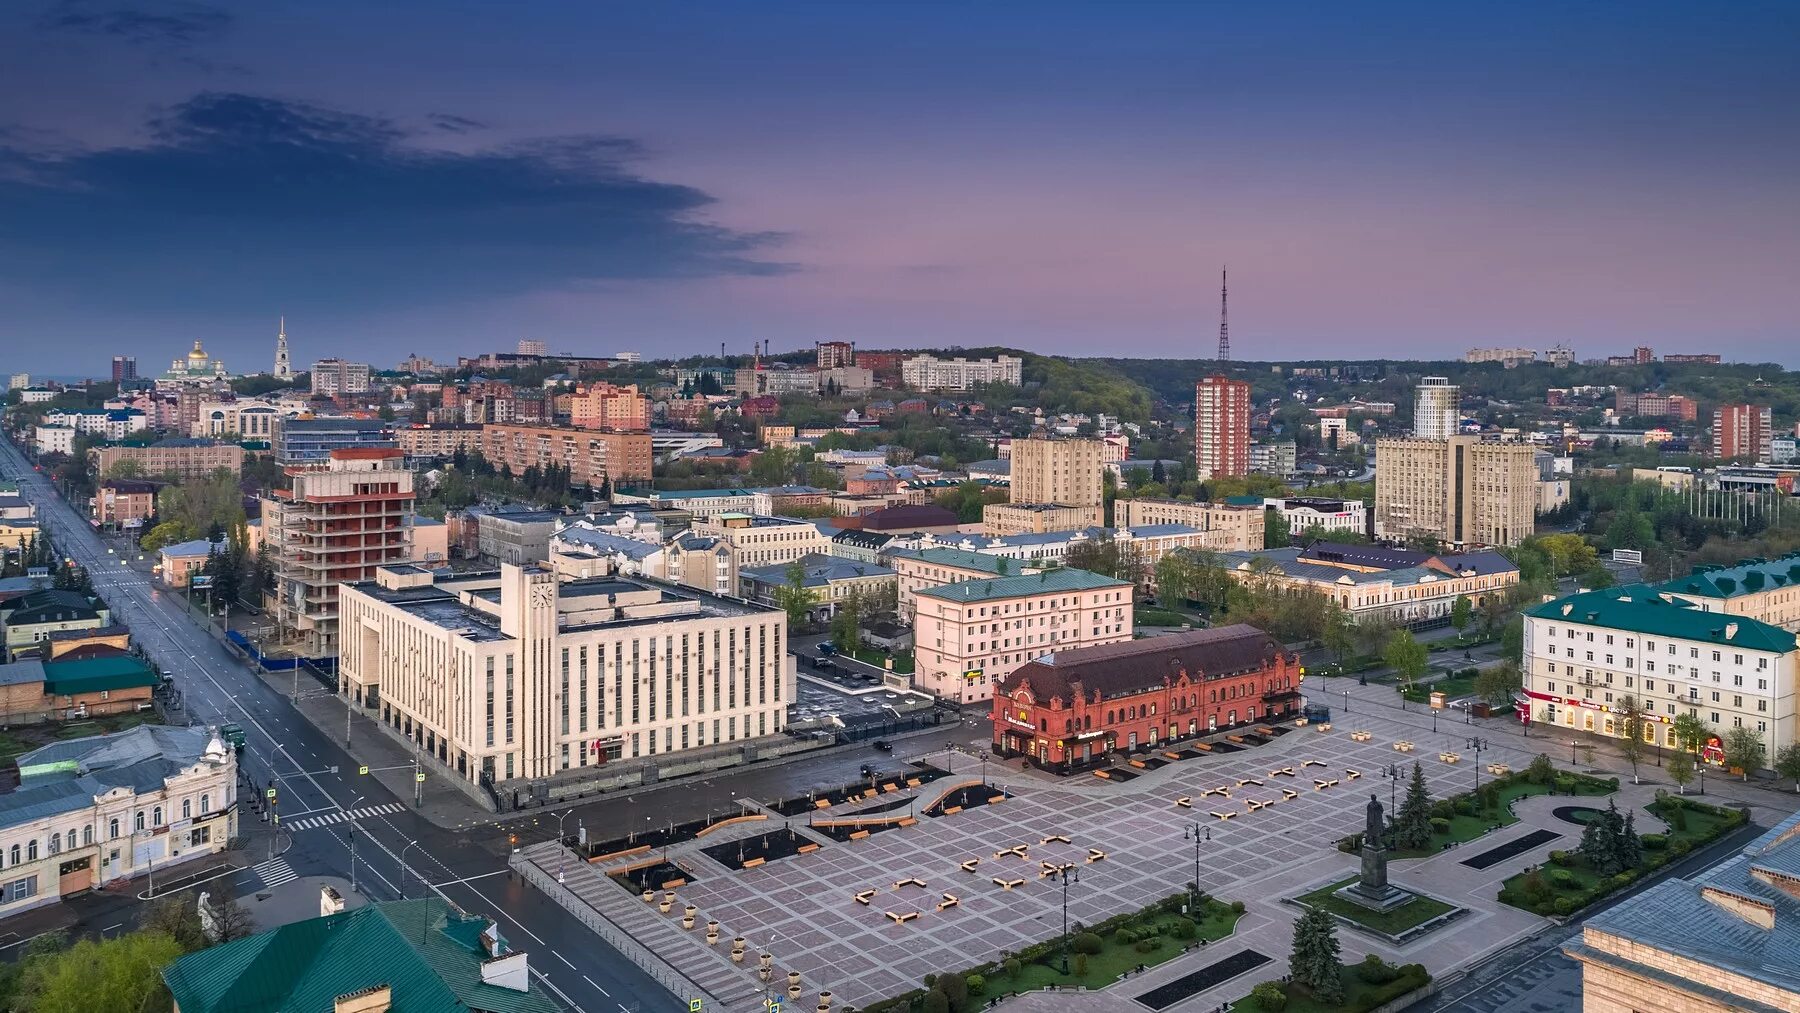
{"left": 1294, "top": 877, "right": 1456, "bottom": 936}
{"left": 858, "top": 893, "right": 1244, "bottom": 1013}
{"left": 1234, "top": 956, "right": 1430, "bottom": 1012}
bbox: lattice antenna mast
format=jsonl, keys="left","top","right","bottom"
{"left": 1217, "top": 266, "right": 1230, "bottom": 361}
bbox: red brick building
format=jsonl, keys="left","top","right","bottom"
{"left": 740, "top": 396, "right": 781, "bottom": 419}
{"left": 990, "top": 626, "right": 1302, "bottom": 771}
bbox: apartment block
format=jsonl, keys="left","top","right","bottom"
{"left": 1614, "top": 391, "right": 1698, "bottom": 421}
{"left": 1523, "top": 585, "right": 1795, "bottom": 758}
{"left": 1713, "top": 404, "right": 1772, "bottom": 461}
{"left": 478, "top": 424, "right": 653, "bottom": 487}
{"left": 566, "top": 382, "right": 649, "bottom": 432}
{"left": 395, "top": 423, "right": 483, "bottom": 461}
{"left": 1194, "top": 375, "right": 1250, "bottom": 480}
{"left": 265, "top": 449, "right": 415, "bottom": 657}
{"left": 1655, "top": 555, "right": 1800, "bottom": 631}
{"left": 913, "top": 569, "right": 1133, "bottom": 705}
{"left": 338, "top": 564, "right": 791, "bottom": 784}
{"left": 309, "top": 359, "right": 372, "bottom": 397}
{"left": 1374, "top": 436, "right": 1538, "bottom": 548}
{"left": 815, "top": 341, "right": 855, "bottom": 369}
{"left": 273, "top": 417, "right": 396, "bottom": 466}
{"left": 900, "top": 354, "right": 1022, "bottom": 391}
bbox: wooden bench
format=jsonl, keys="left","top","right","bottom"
{"left": 1345, "top": 769, "right": 1362, "bottom": 780}
{"left": 849, "top": 830, "right": 870, "bottom": 841}
{"left": 995, "top": 845, "right": 1029, "bottom": 860}
{"left": 814, "top": 798, "right": 832, "bottom": 809}
{"left": 743, "top": 857, "right": 766, "bottom": 868}
{"left": 1271, "top": 767, "right": 1296, "bottom": 778}
{"left": 885, "top": 910, "right": 919, "bottom": 924}
{"left": 937, "top": 894, "right": 960, "bottom": 911}
{"left": 943, "top": 805, "right": 963, "bottom": 815}
{"left": 1174, "top": 796, "right": 1193, "bottom": 808}
{"left": 1129, "top": 759, "right": 1148, "bottom": 769}
{"left": 1246, "top": 799, "right": 1270, "bottom": 812}
{"left": 959, "top": 859, "right": 981, "bottom": 873}
{"left": 991, "top": 877, "right": 1024, "bottom": 891}
{"left": 1302, "top": 759, "right": 1327, "bottom": 768}
{"left": 1086, "top": 848, "right": 1107, "bottom": 863}
{"left": 797, "top": 843, "right": 819, "bottom": 854}
{"left": 854, "top": 889, "right": 877, "bottom": 905}
{"left": 1211, "top": 810, "right": 1237, "bottom": 821}
{"left": 1281, "top": 788, "right": 1299, "bottom": 800}
{"left": 1237, "top": 778, "right": 1263, "bottom": 787}
{"left": 896, "top": 817, "right": 918, "bottom": 827}
{"left": 894, "top": 877, "right": 927, "bottom": 890}
{"left": 1041, "top": 834, "right": 1072, "bottom": 845}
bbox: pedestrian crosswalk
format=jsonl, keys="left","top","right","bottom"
{"left": 284, "top": 802, "right": 408, "bottom": 832}
{"left": 252, "top": 857, "right": 297, "bottom": 890}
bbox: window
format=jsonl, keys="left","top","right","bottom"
{"left": 107, "top": 819, "right": 117, "bottom": 840}
{"left": 25, "top": 841, "right": 35, "bottom": 862}
{"left": 152, "top": 806, "right": 162, "bottom": 827}
{"left": 190, "top": 826, "right": 210, "bottom": 847}
{"left": 1, "top": 877, "right": 36, "bottom": 904}
{"left": 200, "top": 794, "right": 211, "bottom": 815}
{"left": 6, "top": 846, "right": 16, "bottom": 867}
{"left": 134, "top": 812, "right": 145, "bottom": 832}
{"left": 182, "top": 799, "right": 191, "bottom": 821}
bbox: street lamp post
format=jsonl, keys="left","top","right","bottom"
{"left": 1467, "top": 737, "right": 1488, "bottom": 793}
{"left": 1382, "top": 763, "right": 1401, "bottom": 814}
{"left": 1054, "top": 863, "right": 1080, "bottom": 974}
{"left": 1182, "top": 823, "right": 1209, "bottom": 914}
{"left": 555, "top": 811, "right": 576, "bottom": 884}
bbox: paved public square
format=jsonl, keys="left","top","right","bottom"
{"left": 516, "top": 695, "right": 1640, "bottom": 1012}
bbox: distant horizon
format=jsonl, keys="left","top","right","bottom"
{"left": 4, "top": 3, "right": 1797, "bottom": 372}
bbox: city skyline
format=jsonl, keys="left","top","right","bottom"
{"left": 3, "top": 2, "right": 1798, "bottom": 372}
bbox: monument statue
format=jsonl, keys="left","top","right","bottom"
{"left": 1339, "top": 793, "right": 1414, "bottom": 912}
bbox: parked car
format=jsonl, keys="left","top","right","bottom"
{"left": 871, "top": 740, "right": 893, "bottom": 752}
{"left": 817, "top": 642, "right": 837, "bottom": 656}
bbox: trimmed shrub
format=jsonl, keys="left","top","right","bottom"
{"left": 1527, "top": 754, "right": 1555, "bottom": 784}
{"left": 935, "top": 971, "right": 969, "bottom": 1009}
{"left": 1671, "top": 840, "right": 1693, "bottom": 857}
{"left": 1554, "top": 776, "right": 1576, "bottom": 794}
{"left": 1250, "top": 981, "right": 1288, "bottom": 1011}
{"left": 1072, "top": 931, "right": 1103, "bottom": 955}
{"left": 1549, "top": 869, "right": 1576, "bottom": 889}
{"left": 1173, "top": 916, "right": 1198, "bottom": 940}
{"left": 1134, "top": 937, "right": 1160, "bottom": 953}
{"left": 1549, "top": 850, "right": 1574, "bottom": 867}
{"left": 1358, "top": 954, "right": 1398, "bottom": 984}
{"left": 966, "top": 974, "right": 985, "bottom": 997}
{"left": 1003, "top": 957, "right": 1021, "bottom": 979}
{"left": 1231, "top": 900, "right": 1246, "bottom": 914}
{"left": 1430, "top": 817, "right": 1451, "bottom": 835}
{"left": 1552, "top": 896, "right": 1577, "bottom": 916}
{"left": 922, "top": 991, "right": 950, "bottom": 1013}
{"left": 1520, "top": 869, "right": 1552, "bottom": 904}
{"left": 1641, "top": 834, "right": 1667, "bottom": 850}
{"left": 1455, "top": 798, "right": 1478, "bottom": 817}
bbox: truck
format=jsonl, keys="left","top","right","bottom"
{"left": 220, "top": 723, "right": 246, "bottom": 754}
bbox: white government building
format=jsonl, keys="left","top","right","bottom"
{"left": 338, "top": 563, "right": 793, "bottom": 786}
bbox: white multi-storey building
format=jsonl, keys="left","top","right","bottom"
{"left": 900, "top": 354, "right": 1022, "bottom": 391}
{"left": 1523, "top": 586, "right": 1797, "bottom": 762}
{"left": 1263, "top": 496, "right": 1368, "bottom": 537}
{"left": 1412, "top": 376, "right": 1460, "bottom": 439}
{"left": 338, "top": 564, "right": 792, "bottom": 785}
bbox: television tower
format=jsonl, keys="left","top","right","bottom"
{"left": 1216, "top": 267, "right": 1230, "bottom": 361}
{"left": 273, "top": 316, "right": 293, "bottom": 380}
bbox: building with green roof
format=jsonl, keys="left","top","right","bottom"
{"left": 1522, "top": 584, "right": 1797, "bottom": 761}
{"left": 913, "top": 567, "right": 1134, "bottom": 705}
{"left": 1653, "top": 552, "right": 1800, "bottom": 632}
{"left": 162, "top": 897, "right": 561, "bottom": 1013}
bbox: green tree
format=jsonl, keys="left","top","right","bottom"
{"left": 1383, "top": 629, "right": 1429, "bottom": 693}
{"left": 771, "top": 561, "right": 818, "bottom": 632}
{"left": 139, "top": 892, "right": 207, "bottom": 952}
{"left": 1500, "top": 614, "right": 1524, "bottom": 663}
{"left": 1667, "top": 750, "right": 1695, "bottom": 794}
{"left": 1616, "top": 695, "right": 1646, "bottom": 783}
{"left": 1580, "top": 564, "right": 1616, "bottom": 590}
{"left": 1449, "top": 594, "right": 1472, "bottom": 639}
{"left": 1774, "top": 743, "right": 1800, "bottom": 792}
{"left": 1534, "top": 533, "right": 1598, "bottom": 576}
{"left": 1319, "top": 601, "right": 1355, "bottom": 666}
{"left": 17, "top": 931, "right": 184, "bottom": 1013}
{"left": 1723, "top": 725, "right": 1765, "bottom": 780}
{"left": 1287, "top": 907, "right": 1343, "bottom": 1005}
{"left": 1473, "top": 661, "right": 1522, "bottom": 707}
{"left": 1395, "top": 762, "right": 1434, "bottom": 850}
{"left": 830, "top": 587, "right": 865, "bottom": 655}
{"left": 1353, "top": 613, "right": 1392, "bottom": 661}
{"left": 1672, "top": 712, "right": 1711, "bottom": 755}
{"left": 1263, "top": 509, "right": 1291, "bottom": 548}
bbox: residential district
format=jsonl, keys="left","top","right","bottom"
{"left": 2, "top": 334, "right": 1799, "bottom": 1013}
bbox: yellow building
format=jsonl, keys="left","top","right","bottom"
{"left": 1113, "top": 497, "right": 1264, "bottom": 552}
{"left": 1374, "top": 436, "right": 1538, "bottom": 548}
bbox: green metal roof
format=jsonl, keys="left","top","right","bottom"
{"left": 1655, "top": 555, "right": 1800, "bottom": 601}
{"left": 41, "top": 655, "right": 157, "bottom": 696}
{"left": 890, "top": 547, "right": 1025, "bottom": 575}
{"left": 1526, "top": 585, "right": 1797, "bottom": 654}
{"left": 916, "top": 567, "right": 1129, "bottom": 604}
{"left": 162, "top": 898, "right": 561, "bottom": 1013}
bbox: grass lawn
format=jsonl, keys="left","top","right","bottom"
{"left": 1135, "top": 607, "right": 1196, "bottom": 628}
{"left": 1233, "top": 961, "right": 1431, "bottom": 1013}
{"left": 999, "top": 901, "right": 1242, "bottom": 993}
{"left": 0, "top": 731, "right": 31, "bottom": 761}
{"left": 1499, "top": 798, "right": 1746, "bottom": 916}
{"left": 847, "top": 646, "right": 913, "bottom": 674}
{"left": 52, "top": 712, "right": 153, "bottom": 740}
{"left": 1379, "top": 774, "right": 1616, "bottom": 858}
{"left": 1296, "top": 878, "right": 1456, "bottom": 935}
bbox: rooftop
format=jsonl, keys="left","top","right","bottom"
{"left": 889, "top": 547, "right": 1033, "bottom": 574}
{"left": 162, "top": 897, "right": 560, "bottom": 1013}
{"left": 1575, "top": 808, "right": 1800, "bottom": 1004}
{"left": 741, "top": 553, "right": 895, "bottom": 588}
{"left": 1657, "top": 553, "right": 1800, "bottom": 600}
{"left": 0, "top": 725, "right": 223, "bottom": 828}
{"left": 1526, "top": 585, "right": 1797, "bottom": 653}
{"left": 916, "top": 567, "right": 1128, "bottom": 604}
{"left": 998, "top": 625, "right": 1289, "bottom": 707}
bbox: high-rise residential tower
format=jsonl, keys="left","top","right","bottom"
{"left": 1194, "top": 374, "right": 1250, "bottom": 480}
{"left": 1412, "top": 376, "right": 1460, "bottom": 438}
{"left": 1714, "top": 404, "right": 1773, "bottom": 461}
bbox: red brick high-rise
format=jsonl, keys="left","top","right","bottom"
{"left": 1714, "top": 404, "right": 1773, "bottom": 461}
{"left": 1195, "top": 374, "right": 1250, "bottom": 480}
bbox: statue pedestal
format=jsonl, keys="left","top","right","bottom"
{"left": 1337, "top": 878, "right": 1415, "bottom": 914}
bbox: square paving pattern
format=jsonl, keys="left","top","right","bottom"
{"left": 519, "top": 715, "right": 1560, "bottom": 1012}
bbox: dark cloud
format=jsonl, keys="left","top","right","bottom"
{"left": 39, "top": 2, "right": 231, "bottom": 47}
{"left": 426, "top": 113, "right": 486, "bottom": 135}
{"left": 0, "top": 92, "right": 791, "bottom": 314}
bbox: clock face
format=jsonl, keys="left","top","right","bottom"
{"left": 531, "top": 583, "right": 554, "bottom": 608}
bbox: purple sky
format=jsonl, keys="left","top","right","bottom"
{"left": 3, "top": 1, "right": 1798, "bottom": 374}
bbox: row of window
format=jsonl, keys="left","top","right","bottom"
{"left": 0, "top": 794, "right": 215, "bottom": 871}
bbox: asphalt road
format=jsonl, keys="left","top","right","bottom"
{"left": 0, "top": 439, "right": 674, "bottom": 1013}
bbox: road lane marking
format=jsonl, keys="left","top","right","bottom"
{"left": 554, "top": 950, "right": 576, "bottom": 969}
